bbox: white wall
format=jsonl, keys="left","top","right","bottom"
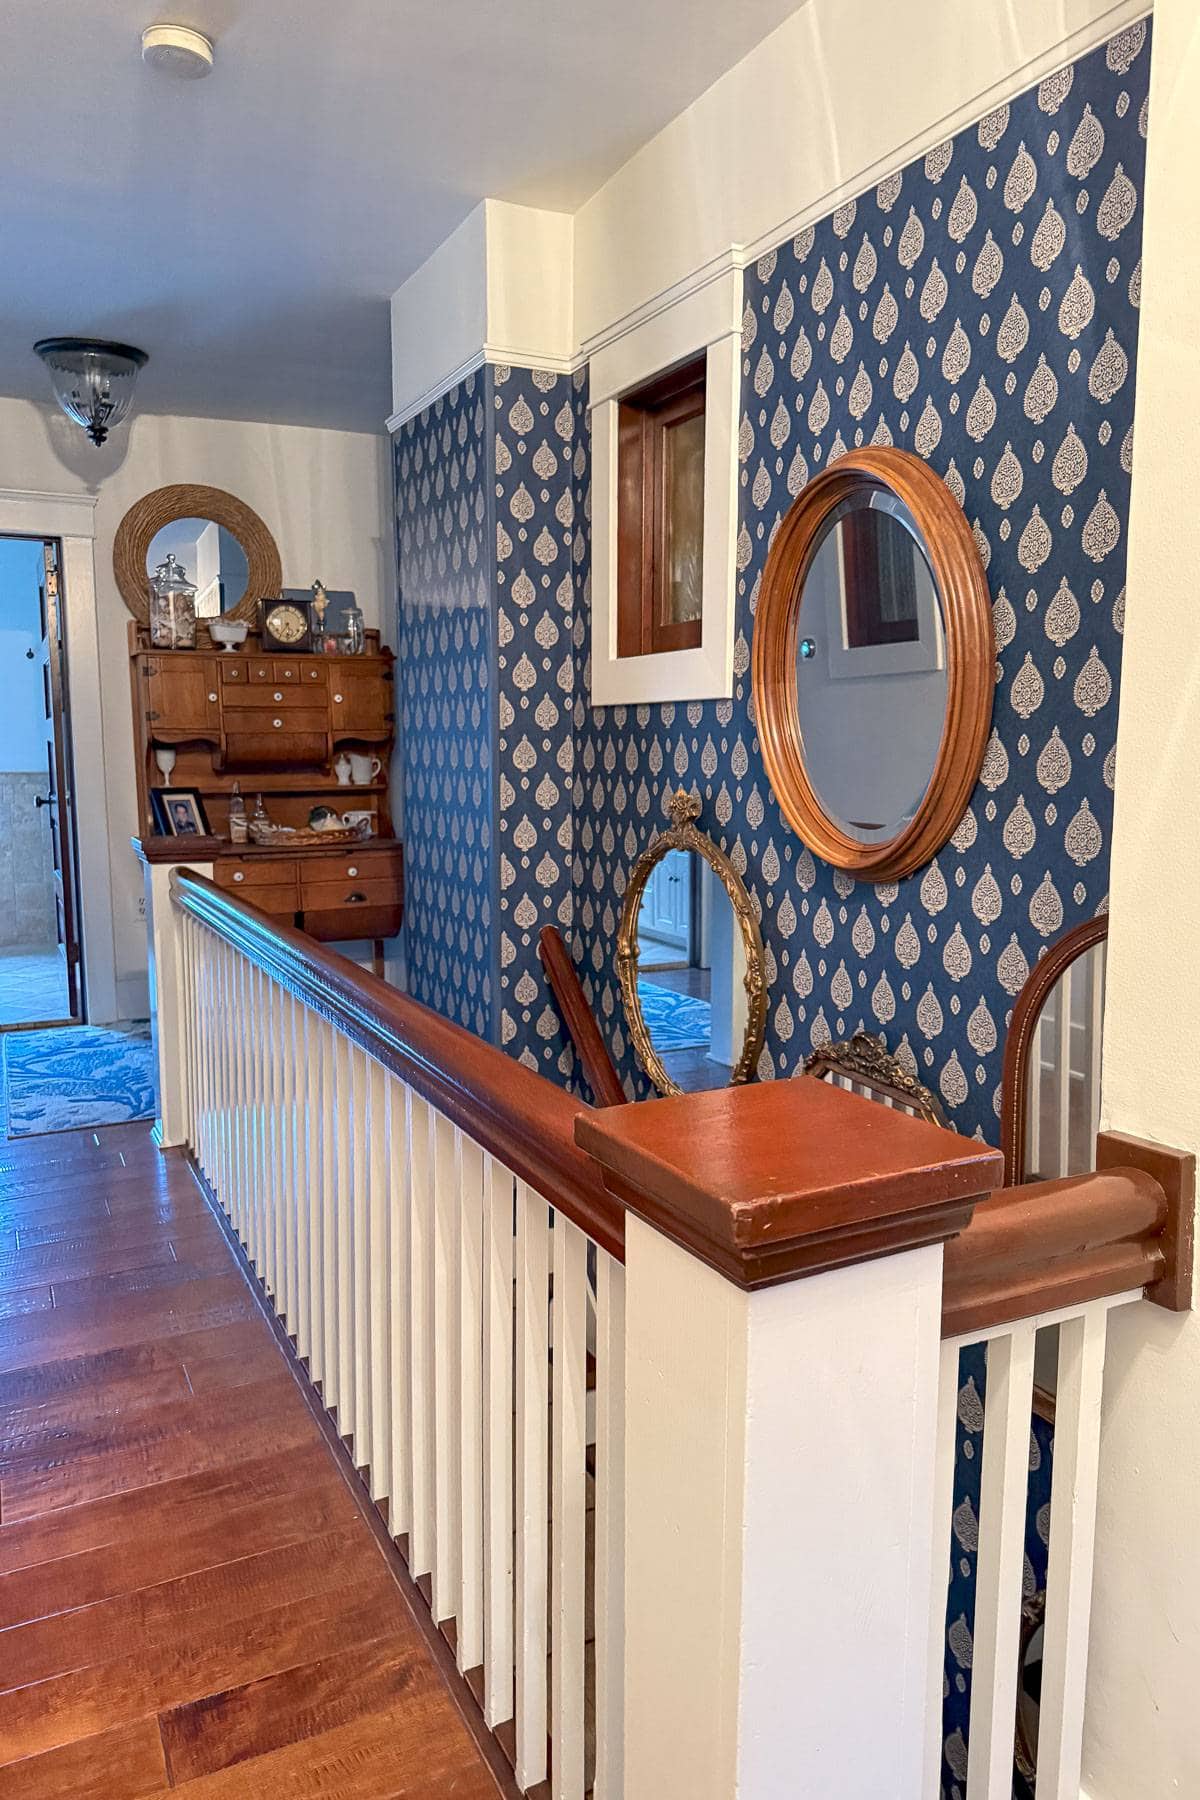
{"left": 1085, "top": 0, "right": 1200, "bottom": 1792}
{"left": 0, "top": 398, "right": 391, "bottom": 1018}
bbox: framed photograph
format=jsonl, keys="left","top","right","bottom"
{"left": 151, "top": 787, "right": 211, "bottom": 838}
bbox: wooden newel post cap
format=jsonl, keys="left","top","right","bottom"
{"left": 575, "top": 1079, "right": 1003, "bottom": 1290}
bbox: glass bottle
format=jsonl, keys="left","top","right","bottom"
{"left": 228, "top": 781, "right": 247, "bottom": 844}
{"left": 149, "top": 553, "right": 197, "bottom": 649}
{"left": 341, "top": 605, "right": 365, "bottom": 655}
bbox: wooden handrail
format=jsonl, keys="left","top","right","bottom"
{"left": 999, "top": 911, "right": 1108, "bottom": 1185}
{"left": 942, "top": 1131, "right": 1194, "bottom": 1336}
{"left": 537, "top": 926, "right": 627, "bottom": 1110}
{"left": 169, "top": 867, "right": 625, "bottom": 1261}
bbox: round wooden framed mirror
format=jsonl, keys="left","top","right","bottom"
{"left": 113, "top": 484, "right": 282, "bottom": 628}
{"left": 617, "top": 789, "right": 766, "bottom": 1096}
{"left": 752, "top": 447, "right": 992, "bottom": 880}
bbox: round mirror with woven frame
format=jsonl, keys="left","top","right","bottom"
{"left": 752, "top": 447, "right": 992, "bottom": 881}
{"left": 113, "top": 484, "right": 282, "bottom": 629}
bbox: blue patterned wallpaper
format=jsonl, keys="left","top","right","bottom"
{"left": 568, "top": 22, "right": 1148, "bottom": 1132}
{"left": 492, "top": 365, "right": 581, "bottom": 1078}
{"left": 391, "top": 20, "right": 1150, "bottom": 1789}
{"left": 394, "top": 373, "right": 496, "bottom": 1038}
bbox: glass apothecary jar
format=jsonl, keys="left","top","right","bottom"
{"left": 339, "top": 604, "right": 365, "bottom": 655}
{"left": 149, "top": 553, "right": 197, "bottom": 649}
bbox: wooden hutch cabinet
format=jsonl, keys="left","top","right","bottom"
{"left": 130, "top": 622, "right": 404, "bottom": 948}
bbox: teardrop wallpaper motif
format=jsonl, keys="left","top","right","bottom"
{"left": 568, "top": 22, "right": 1148, "bottom": 1137}
{"left": 392, "top": 23, "right": 1150, "bottom": 1794}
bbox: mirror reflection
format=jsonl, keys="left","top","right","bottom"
{"left": 795, "top": 486, "right": 947, "bottom": 844}
{"left": 634, "top": 848, "right": 748, "bottom": 1093}
{"left": 145, "top": 517, "right": 250, "bottom": 617}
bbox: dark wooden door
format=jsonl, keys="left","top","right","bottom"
{"left": 36, "top": 540, "right": 83, "bottom": 1021}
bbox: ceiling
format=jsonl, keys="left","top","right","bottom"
{"left": 3, "top": 1, "right": 801, "bottom": 433}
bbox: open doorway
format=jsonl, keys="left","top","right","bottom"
{"left": 0, "top": 534, "right": 83, "bottom": 1030}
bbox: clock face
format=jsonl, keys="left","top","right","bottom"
{"left": 266, "top": 603, "right": 307, "bottom": 645}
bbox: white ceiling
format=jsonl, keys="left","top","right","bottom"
{"left": 3, "top": 1, "right": 801, "bottom": 433}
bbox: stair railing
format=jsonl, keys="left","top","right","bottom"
{"left": 148, "top": 864, "right": 1191, "bottom": 1800}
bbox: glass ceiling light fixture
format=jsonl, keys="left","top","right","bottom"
{"left": 32, "top": 338, "right": 149, "bottom": 446}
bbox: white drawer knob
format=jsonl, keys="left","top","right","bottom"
{"left": 347, "top": 864, "right": 358, "bottom": 877}
{"left": 208, "top": 692, "right": 217, "bottom": 702}
{"left": 273, "top": 690, "right": 284, "bottom": 701}
{"left": 333, "top": 693, "right": 344, "bottom": 703}
{"left": 233, "top": 871, "right": 244, "bottom": 882}
{"left": 273, "top": 718, "right": 283, "bottom": 728}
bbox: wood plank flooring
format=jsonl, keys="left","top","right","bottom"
{"left": 0, "top": 1122, "right": 501, "bottom": 1798}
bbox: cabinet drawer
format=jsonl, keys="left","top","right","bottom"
{"left": 300, "top": 851, "right": 401, "bottom": 896}
{"left": 299, "top": 875, "right": 399, "bottom": 912}
{"left": 216, "top": 857, "right": 300, "bottom": 893}
{"left": 246, "top": 660, "right": 278, "bottom": 683}
{"left": 301, "top": 902, "right": 403, "bottom": 943}
{"left": 222, "top": 682, "right": 328, "bottom": 710}
{"left": 225, "top": 706, "right": 328, "bottom": 735}
{"left": 220, "top": 661, "right": 247, "bottom": 684}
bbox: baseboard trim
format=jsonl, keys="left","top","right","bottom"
{"left": 177, "top": 1146, "right": 525, "bottom": 1800}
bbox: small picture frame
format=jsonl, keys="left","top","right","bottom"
{"left": 151, "top": 787, "right": 211, "bottom": 838}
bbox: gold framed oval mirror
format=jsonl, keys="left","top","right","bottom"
{"left": 113, "top": 483, "right": 282, "bottom": 628}
{"left": 617, "top": 789, "right": 766, "bottom": 1096}
{"left": 752, "top": 447, "right": 992, "bottom": 881}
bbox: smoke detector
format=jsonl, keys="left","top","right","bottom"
{"left": 141, "top": 24, "right": 214, "bottom": 79}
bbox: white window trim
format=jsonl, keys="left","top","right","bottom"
{"left": 589, "top": 262, "right": 743, "bottom": 707}
{"left": 0, "top": 487, "right": 120, "bottom": 1024}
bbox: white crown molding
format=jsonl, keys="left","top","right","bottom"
{"left": 739, "top": 0, "right": 1151, "bottom": 266}
{"left": 386, "top": 350, "right": 487, "bottom": 434}
{"left": 387, "top": 343, "right": 586, "bottom": 433}
{"left": 387, "top": 0, "right": 1149, "bottom": 434}
{"left": 0, "top": 487, "right": 98, "bottom": 539}
{"left": 579, "top": 245, "right": 746, "bottom": 366}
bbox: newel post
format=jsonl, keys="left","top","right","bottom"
{"left": 137, "top": 847, "right": 213, "bottom": 1148}
{"left": 578, "top": 1080, "right": 1001, "bottom": 1800}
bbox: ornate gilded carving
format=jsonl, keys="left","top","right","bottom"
{"left": 803, "top": 1030, "right": 947, "bottom": 1126}
{"left": 617, "top": 787, "right": 767, "bottom": 1098}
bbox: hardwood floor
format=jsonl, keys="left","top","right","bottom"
{"left": 0, "top": 1122, "right": 501, "bottom": 1798}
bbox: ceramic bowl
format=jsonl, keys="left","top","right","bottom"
{"left": 209, "top": 618, "right": 249, "bottom": 650}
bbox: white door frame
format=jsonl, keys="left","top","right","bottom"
{"left": 0, "top": 488, "right": 119, "bottom": 1024}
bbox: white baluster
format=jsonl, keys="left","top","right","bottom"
{"left": 367, "top": 1055, "right": 391, "bottom": 1502}
{"left": 924, "top": 1338, "right": 964, "bottom": 1798}
{"left": 1087, "top": 944, "right": 1106, "bottom": 1160}
{"left": 279, "top": 991, "right": 298, "bottom": 1333}
{"left": 351, "top": 1045, "right": 372, "bottom": 1463}
{"left": 264, "top": 977, "right": 282, "bottom": 1304}
{"left": 1056, "top": 967, "right": 1073, "bottom": 1177}
{"left": 334, "top": 1031, "right": 355, "bottom": 1437}
{"left": 248, "top": 964, "right": 266, "bottom": 1280}
{"left": 293, "top": 1002, "right": 313, "bottom": 1363}
{"left": 431, "top": 1110, "right": 463, "bottom": 1626}
{"left": 407, "top": 1087, "right": 436, "bottom": 1581}
{"left": 1035, "top": 1305, "right": 1108, "bottom": 1798}
{"left": 483, "top": 1154, "right": 515, "bottom": 1729}
{"left": 457, "top": 1130, "right": 486, "bottom": 1674}
{"left": 551, "top": 1211, "right": 588, "bottom": 1799}
{"left": 593, "top": 1248, "right": 625, "bottom": 1800}
{"left": 967, "top": 1322, "right": 1037, "bottom": 1798}
{"left": 515, "top": 1178, "right": 550, "bottom": 1789}
{"left": 387, "top": 1073, "right": 413, "bottom": 1536}
{"left": 318, "top": 1016, "right": 340, "bottom": 1408}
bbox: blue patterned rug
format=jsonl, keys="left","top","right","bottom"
{"left": 2, "top": 1025, "right": 155, "bottom": 1138}
{"left": 637, "top": 979, "right": 712, "bottom": 1052}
